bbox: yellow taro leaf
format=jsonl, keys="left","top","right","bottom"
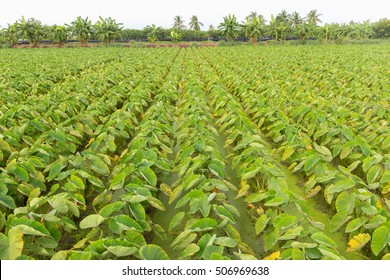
{"left": 305, "top": 186, "right": 322, "bottom": 199}
{"left": 263, "top": 251, "right": 280, "bottom": 260}
{"left": 235, "top": 181, "right": 250, "bottom": 199}
{"left": 160, "top": 183, "right": 172, "bottom": 197}
{"left": 85, "top": 138, "right": 95, "bottom": 148}
{"left": 382, "top": 182, "right": 390, "bottom": 195}
{"left": 347, "top": 233, "right": 371, "bottom": 252}
{"left": 282, "top": 147, "right": 295, "bottom": 161}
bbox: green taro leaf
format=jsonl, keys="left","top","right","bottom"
{"left": 371, "top": 225, "right": 390, "bottom": 256}
{"left": 114, "top": 215, "right": 143, "bottom": 231}
{"left": 109, "top": 172, "right": 127, "bottom": 190}
{"left": 255, "top": 214, "right": 269, "bottom": 235}
{"left": 68, "top": 251, "right": 93, "bottom": 260}
{"left": 264, "top": 229, "right": 279, "bottom": 252}
{"left": 241, "top": 168, "right": 260, "bottom": 180}
{"left": 190, "top": 218, "right": 218, "bottom": 232}
{"left": 9, "top": 218, "right": 50, "bottom": 236}
{"left": 364, "top": 215, "right": 386, "bottom": 230}
{"left": 48, "top": 195, "right": 68, "bottom": 213}
{"left": 68, "top": 175, "right": 84, "bottom": 189}
{"left": 140, "top": 167, "right": 157, "bottom": 186}
{"left": 311, "top": 232, "right": 337, "bottom": 248}
{"left": 367, "top": 165, "right": 381, "bottom": 184}
{"left": 318, "top": 246, "right": 343, "bottom": 260}
{"left": 99, "top": 201, "right": 124, "bottom": 218}
{"left": 264, "top": 197, "right": 285, "bottom": 207}
{"left": 169, "top": 212, "right": 185, "bottom": 231}
{"left": 330, "top": 211, "right": 351, "bottom": 232}
{"left": 12, "top": 166, "right": 29, "bottom": 182}
{"left": 91, "top": 158, "right": 110, "bottom": 176}
{"left": 0, "top": 194, "right": 16, "bottom": 210}
{"left": 107, "top": 246, "right": 138, "bottom": 257}
{"left": 179, "top": 243, "right": 200, "bottom": 259}
{"left": 208, "top": 162, "right": 225, "bottom": 178}
{"left": 304, "top": 155, "right": 320, "bottom": 172}
{"left": 79, "top": 214, "right": 105, "bottom": 229}
{"left": 345, "top": 218, "right": 364, "bottom": 233}
{"left": 335, "top": 191, "right": 355, "bottom": 214}
{"left": 215, "top": 205, "right": 236, "bottom": 223}
{"left": 273, "top": 214, "right": 296, "bottom": 230}
{"left": 327, "top": 179, "right": 355, "bottom": 194}
{"left": 153, "top": 224, "right": 167, "bottom": 241}
{"left": 129, "top": 203, "right": 146, "bottom": 221}
{"left": 125, "top": 231, "right": 147, "bottom": 248}
{"left": 139, "top": 244, "right": 169, "bottom": 260}
{"left": 214, "top": 237, "right": 237, "bottom": 248}
{"left": 47, "top": 161, "right": 64, "bottom": 181}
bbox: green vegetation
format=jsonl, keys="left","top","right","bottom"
{"left": 1, "top": 12, "right": 390, "bottom": 48}
{"left": 0, "top": 44, "right": 389, "bottom": 260}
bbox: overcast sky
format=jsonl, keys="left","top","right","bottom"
{"left": 0, "top": 0, "right": 388, "bottom": 29}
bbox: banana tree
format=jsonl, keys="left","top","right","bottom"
{"left": 2, "top": 22, "right": 18, "bottom": 47}
{"left": 48, "top": 25, "right": 68, "bottom": 46}
{"left": 268, "top": 15, "right": 280, "bottom": 41}
{"left": 68, "top": 16, "right": 92, "bottom": 46}
{"left": 218, "top": 14, "right": 240, "bottom": 42}
{"left": 145, "top": 24, "right": 161, "bottom": 43}
{"left": 16, "top": 17, "right": 43, "bottom": 47}
{"left": 170, "top": 30, "right": 182, "bottom": 43}
{"left": 241, "top": 15, "right": 264, "bottom": 43}
{"left": 94, "top": 16, "right": 123, "bottom": 44}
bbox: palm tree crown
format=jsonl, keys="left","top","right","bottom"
{"left": 173, "top": 16, "right": 186, "bottom": 30}
{"left": 307, "top": 10, "right": 322, "bottom": 26}
{"left": 189, "top": 15, "right": 203, "bottom": 31}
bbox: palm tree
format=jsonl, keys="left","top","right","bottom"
{"left": 48, "top": 25, "right": 68, "bottom": 46}
{"left": 16, "top": 17, "right": 43, "bottom": 47}
{"left": 173, "top": 16, "right": 186, "bottom": 30}
{"left": 68, "top": 16, "right": 92, "bottom": 46}
{"left": 189, "top": 15, "right": 203, "bottom": 31}
{"left": 218, "top": 14, "right": 240, "bottom": 42}
{"left": 276, "top": 10, "right": 289, "bottom": 25}
{"left": 307, "top": 10, "right": 322, "bottom": 26}
{"left": 94, "top": 16, "right": 123, "bottom": 44}
{"left": 289, "top": 11, "right": 304, "bottom": 28}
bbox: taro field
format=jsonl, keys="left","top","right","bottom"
{"left": 0, "top": 45, "right": 389, "bottom": 260}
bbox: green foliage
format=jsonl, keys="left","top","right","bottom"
{"left": 218, "top": 14, "right": 240, "bottom": 42}
{"left": 68, "top": 16, "right": 93, "bottom": 46}
{"left": 94, "top": 16, "right": 123, "bottom": 44}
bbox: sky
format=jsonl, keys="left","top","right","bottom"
{"left": 0, "top": 0, "right": 389, "bottom": 29}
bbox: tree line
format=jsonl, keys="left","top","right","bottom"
{"left": 1, "top": 10, "right": 389, "bottom": 47}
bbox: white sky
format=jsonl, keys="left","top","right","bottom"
{"left": 0, "top": 0, "right": 389, "bottom": 29}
